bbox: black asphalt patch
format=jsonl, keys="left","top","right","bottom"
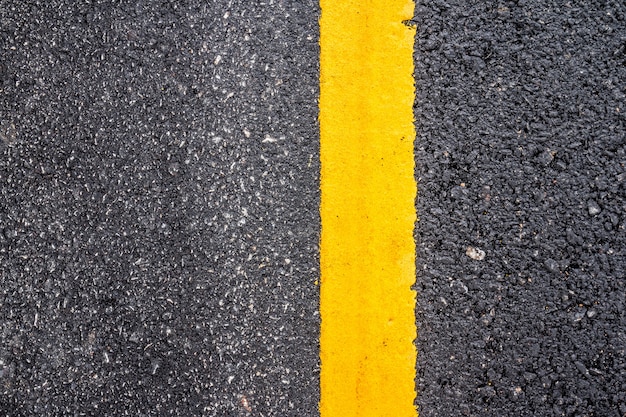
{"left": 414, "top": 1, "right": 625, "bottom": 416}
{"left": 0, "top": 1, "right": 319, "bottom": 415}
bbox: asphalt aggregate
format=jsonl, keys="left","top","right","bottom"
{"left": 1, "top": 1, "right": 625, "bottom": 417}
{"left": 414, "top": 1, "right": 625, "bottom": 416}
{"left": 0, "top": 1, "right": 319, "bottom": 416}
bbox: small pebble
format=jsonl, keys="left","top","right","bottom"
{"left": 573, "top": 310, "right": 586, "bottom": 322}
{"left": 587, "top": 200, "right": 602, "bottom": 216}
{"left": 466, "top": 246, "right": 485, "bottom": 260}
{"left": 544, "top": 258, "right": 560, "bottom": 273}
{"left": 537, "top": 148, "right": 555, "bottom": 166}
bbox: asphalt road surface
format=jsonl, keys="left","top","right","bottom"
{"left": 414, "top": 1, "right": 625, "bottom": 416}
{"left": 0, "top": 1, "right": 624, "bottom": 416}
{"left": 0, "top": 1, "right": 319, "bottom": 416}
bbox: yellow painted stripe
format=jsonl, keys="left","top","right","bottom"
{"left": 319, "top": 1, "right": 417, "bottom": 416}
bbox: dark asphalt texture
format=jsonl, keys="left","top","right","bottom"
{"left": 1, "top": 1, "right": 625, "bottom": 417}
{"left": 0, "top": 1, "right": 319, "bottom": 416}
{"left": 414, "top": 1, "right": 625, "bottom": 417}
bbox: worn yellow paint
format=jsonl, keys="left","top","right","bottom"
{"left": 319, "top": 0, "right": 417, "bottom": 416}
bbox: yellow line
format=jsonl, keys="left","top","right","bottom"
{"left": 319, "top": 1, "right": 417, "bottom": 416}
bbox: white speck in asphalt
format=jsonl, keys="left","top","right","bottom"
{"left": 151, "top": 360, "right": 160, "bottom": 375}
{"left": 466, "top": 246, "right": 486, "bottom": 260}
{"left": 262, "top": 135, "right": 277, "bottom": 143}
{"left": 587, "top": 199, "right": 602, "bottom": 216}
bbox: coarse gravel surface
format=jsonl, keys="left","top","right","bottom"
{"left": 414, "top": 1, "right": 625, "bottom": 416}
{"left": 0, "top": 1, "right": 319, "bottom": 416}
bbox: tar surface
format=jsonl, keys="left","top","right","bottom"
{"left": 414, "top": 1, "right": 625, "bottom": 416}
{"left": 0, "top": 1, "right": 319, "bottom": 416}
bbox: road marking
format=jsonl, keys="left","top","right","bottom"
{"left": 319, "top": 1, "right": 417, "bottom": 416}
